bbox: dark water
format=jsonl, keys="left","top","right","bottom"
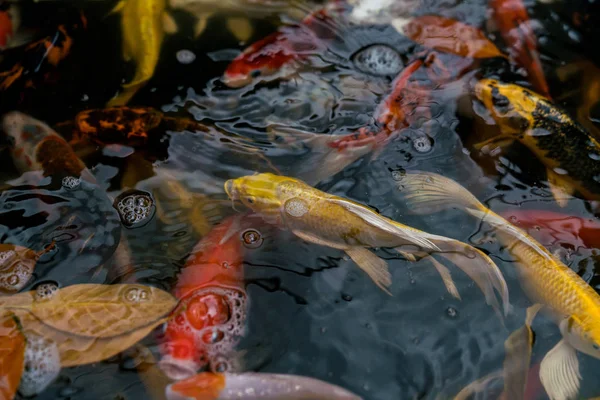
{"left": 2, "top": 0, "right": 600, "bottom": 399}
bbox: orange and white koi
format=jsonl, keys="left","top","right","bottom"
{"left": 166, "top": 372, "right": 363, "bottom": 400}
{"left": 490, "top": 0, "right": 551, "bottom": 98}
{"left": 159, "top": 215, "right": 248, "bottom": 380}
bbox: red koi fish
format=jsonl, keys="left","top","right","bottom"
{"left": 0, "top": 5, "right": 13, "bottom": 50}
{"left": 165, "top": 372, "right": 363, "bottom": 400}
{"left": 490, "top": 0, "right": 551, "bottom": 98}
{"left": 500, "top": 209, "right": 600, "bottom": 250}
{"left": 159, "top": 215, "right": 248, "bottom": 380}
{"left": 222, "top": 8, "right": 338, "bottom": 88}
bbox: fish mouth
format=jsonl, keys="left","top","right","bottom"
{"left": 158, "top": 356, "right": 199, "bottom": 381}
{"left": 224, "top": 179, "right": 237, "bottom": 200}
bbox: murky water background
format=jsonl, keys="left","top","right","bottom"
{"left": 3, "top": 0, "right": 600, "bottom": 398}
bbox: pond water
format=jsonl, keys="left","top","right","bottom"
{"left": 2, "top": 0, "right": 600, "bottom": 399}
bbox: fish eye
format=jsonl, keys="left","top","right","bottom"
{"left": 491, "top": 87, "right": 511, "bottom": 111}
{"left": 246, "top": 196, "right": 255, "bottom": 204}
{"left": 593, "top": 343, "right": 600, "bottom": 350}
{"left": 250, "top": 70, "right": 261, "bottom": 78}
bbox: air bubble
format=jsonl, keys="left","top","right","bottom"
{"left": 35, "top": 282, "right": 59, "bottom": 301}
{"left": 391, "top": 168, "right": 406, "bottom": 181}
{"left": 202, "top": 329, "right": 225, "bottom": 344}
{"left": 446, "top": 306, "right": 458, "bottom": 318}
{"left": 61, "top": 176, "right": 81, "bottom": 189}
{"left": 242, "top": 229, "right": 263, "bottom": 249}
{"left": 352, "top": 44, "right": 403, "bottom": 76}
{"left": 413, "top": 136, "right": 432, "bottom": 153}
{"left": 177, "top": 49, "right": 196, "bottom": 64}
{"left": 124, "top": 287, "right": 150, "bottom": 303}
{"left": 19, "top": 333, "right": 60, "bottom": 397}
{"left": 114, "top": 190, "right": 155, "bottom": 227}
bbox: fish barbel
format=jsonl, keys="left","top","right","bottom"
{"left": 474, "top": 78, "right": 600, "bottom": 206}
{"left": 225, "top": 172, "right": 509, "bottom": 315}
{"left": 398, "top": 171, "right": 600, "bottom": 400}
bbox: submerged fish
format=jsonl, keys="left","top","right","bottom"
{"left": 474, "top": 79, "right": 600, "bottom": 205}
{"left": 166, "top": 372, "right": 363, "bottom": 400}
{"left": 160, "top": 215, "right": 248, "bottom": 380}
{"left": 489, "top": 0, "right": 550, "bottom": 98}
{"left": 225, "top": 173, "right": 509, "bottom": 315}
{"left": 108, "top": 0, "right": 177, "bottom": 107}
{"left": 398, "top": 171, "right": 600, "bottom": 400}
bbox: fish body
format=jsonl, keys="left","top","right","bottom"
{"left": 474, "top": 79, "right": 600, "bottom": 203}
{"left": 160, "top": 215, "right": 247, "bottom": 380}
{"left": 225, "top": 173, "right": 509, "bottom": 315}
{"left": 490, "top": 0, "right": 550, "bottom": 98}
{"left": 166, "top": 372, "right": 363, "bottom": 400}
{"left": 108, "top": 0, "right": 176, "bottom": 106}
{"left": 399, "top": 171, "right": 600, "bottom": 399}
{"left": 2, "top": 111, "right": 91, "bottom": 180}
{"left": 0, "top": 4, "right": 15, "bottom": 50}
{"left": 501, "top": 209, "right": 600, "bottom": 250}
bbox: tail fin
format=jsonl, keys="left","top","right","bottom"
{"left": 397, "top": 171, "right": 486, "bottom": 214}
{"left": 267, "top": 125, "right": 375, "bottom": 186}
{"left": 432, "top": 237, "right": 510, "bottom": 317}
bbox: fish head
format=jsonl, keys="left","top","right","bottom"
{"left": 560, "top": 316, "right": 600, "bottom": 360}
{"left": 473, "top": 79, "right": 536, "bottom": 135}
{"left": 2, "top": 112, "right": 52, "bottom": 171}
{"left": 225, "top": 173, "right": 298, "bottom": 216}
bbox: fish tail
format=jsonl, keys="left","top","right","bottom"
{"left": 397, "top": 171, "right": 487, "bottom": 214}
{"left": 433, "top": 237, "right": 510, "bottom": 317}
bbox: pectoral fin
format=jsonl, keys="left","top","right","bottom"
{"left": 546, "top": 168, "right": 574, "bottom": 207}
{"left": 345, "top": 247, "right": 392, "bottom": 295}
{"left": 503, "top": 304, "right": 542, "bottom": 400}
{"left": 226, "top": 17, "right": 253, "bottom": 43}
{"left": 427, "top": 256, "right": 461, "bottom": 300}
{"left": 539, "top": 339, "right": 581, "bottom": 400}
{"left": 162, "top": 13, "right": 178, "bottom": 34}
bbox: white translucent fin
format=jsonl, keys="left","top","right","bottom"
{"left": 345, "top": 247, "right": 392, "bottom": 295}
{"left": 329, "top": 198, "right": 440, "bottom": 251}
{"left": 435, "top": 241, "right": 510, "bottom": 317}
{"left": 503, "top": 304, "right": 541, "bottom": 400}
{"left": 162, "top": 13, "right": 178, "bottom": 34}
{"left": 397, "top": 171, "right": 485, "bottom": 214}
{"left": 539, "top": 339, "right": 581, "bottom": 400}
{"left": 546, "top": 168, "right": 573, "bottom": 208}
{"left": 428, "top": 256, "right": 461, "bottom": 300}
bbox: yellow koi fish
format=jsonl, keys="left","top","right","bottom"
{"left": 224, "top": 173, "right": 509, "bottom": 315}
{"left": 473, "top": 78, "right": 600, "bottom": 206}
{"left": 107, "top": 0, "right": 177, "bottom": 107}
{"left": 398, "top": 171, "right": 600, "bottom": 400}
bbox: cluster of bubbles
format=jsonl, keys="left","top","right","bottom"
{"left": 35, "top": 282, "right": 59, "bottom": 301}
{"left": 0, "top": 247, "right": 35, "bottom": 293}
{"left": 61, "top": 176, "right": 81, "bottom": 189}
{"left": 412, "top": 136, "right": 432, "bottom": 153}
{"left": 19, "top": 333, "right": 60, "bottom": 397}
{"left": 114, "top": 190, "right": 155, "bottom": 227}
{"left": 164, "top": 287, "right": 247, "bottom": 373}
{"left": 352, "top": 44, "right": 403, "bottom": 77}
{"left": 123, "top": 286, "right": 151, "bottom": 303}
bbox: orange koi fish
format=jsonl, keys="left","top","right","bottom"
{"left": 490, "top": 0, "right": 551, "bottom": 98}
{"left": 0, "top": 4, "right": 14, "bottom": 50}
{"left": 222, "top": 8, "right": 336, "bottom": 88}
{"left": 501, "top": 209, "right": 600, "bottom": 251}
{"left": 166, "top": 372, "right": 363, "bottom": 400}
{"left": 160, "top": 215, "right": 248, "bottom": 380}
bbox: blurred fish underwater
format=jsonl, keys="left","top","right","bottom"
{"left": 2, "top": 0, "right": 600, "bottom": 399}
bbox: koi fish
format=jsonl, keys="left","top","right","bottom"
{"left": 474, "top": 79, "right": 600, "bottom": 206}
{"left": 0, "top": 243, "right": 54, "bottom": 293}
{"left": 107, "top": 0, "right": 178, "bottom": 107}
{"left": 2, "top": 111, "right": 95, "bottom": 182}
{"left": 489, "top": 0, "right": 550, "bottom": 98}
{"left": 166, "top": 372, "right": 363, "bottom": 400}
{"left": 500, "top": 209, "right": 600, "bottom": 250}
{"left": 66, "top": 106, "right": 210, "bottom": 148}
{"left": 398, "top": 171, "right": 600, "bottom": 400}
{"left": 159, "top": 215, "right": 248, "bottom": 380}
{"left": 0, "top": 3, "right": 15, "bottom": 50}
{"left": 225, "top": 173, "right": 509, "bottom": 315}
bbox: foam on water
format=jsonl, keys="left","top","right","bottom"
{"left": 352, "top": 44, "right": 403, "bottom": 77}
{"left": 19, "top": 333, "right": 60, "bottom": 397}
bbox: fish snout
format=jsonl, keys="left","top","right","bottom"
{"left": 224, "top": 179, "right": 238, "bottom": 200}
